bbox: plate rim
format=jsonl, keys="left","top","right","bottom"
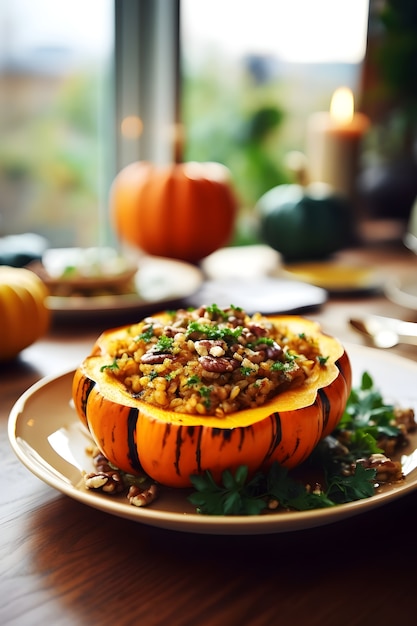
{"left": 8, "top": 344, "right": 417, "bottom": 535}
{"left": 385, "top": 275, "right": 417, "bottom": 310}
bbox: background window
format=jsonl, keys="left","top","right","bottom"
{"left": 0, "top": 0, "right": 369, "bottom": 251}
{"left": 0, "top": 0, "right": 113, "bottom": 247}
{"left": 181, "top": 0, "right": 370, "bottom": 239}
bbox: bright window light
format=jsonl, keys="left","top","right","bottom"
{"left": 182, "top": 0, "right": 369, "bottom": 64}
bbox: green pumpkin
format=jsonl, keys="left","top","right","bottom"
{"left": 256, "top": 183, "right": 354, "bottom": 262}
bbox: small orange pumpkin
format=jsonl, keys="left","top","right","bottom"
{"left": 109, "top": 161, "right": 238, "bottom": 263}
{"left": 0, "top": 266, "right": 50, "bottom": 361}
{"left": 72, "top": 314, "right": 351, "bottom": 488}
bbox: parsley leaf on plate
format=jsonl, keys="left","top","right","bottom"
{"left": 188, "top": 372, "right": 401, "bottom": 516}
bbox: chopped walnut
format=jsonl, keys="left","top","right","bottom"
{"left": 359, "top": 453, "right": 404, "bottom": 483}
{"left": 84, "top": 446, "right": 159, "bottom": 506}
{"left": 127, "top": 483, "right": 159, "bottom": 507}
{"left": 84, "top": 470, "right": 125, "bottom": 494}
{"left": 393, "top": 407, "right": 416, "bottom": 433}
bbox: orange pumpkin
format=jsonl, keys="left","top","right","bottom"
{"left": 72, "top": 313, "right": 351, "bottom": 488}
{"left": 0, "top": 266, "right": 50, "bottom": 361}
{"left": 109, "top": 161, "right": 238, "bottom": 263}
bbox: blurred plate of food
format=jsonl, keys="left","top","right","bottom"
{"left": 29, "top": 247, "right": 203, "bottom": 318}
{"left": 37, "top": 247, "right": 138, "bottom": 294}
{"left": 281, "top": 261, "right": 384, "bottom": 294}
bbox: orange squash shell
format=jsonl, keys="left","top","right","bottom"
{"left": 72, "top": 316, "right": 351, "bottom": 488}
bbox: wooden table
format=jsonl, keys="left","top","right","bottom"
{"left": 2, "top": 242, "right": 417, "bottom": 626}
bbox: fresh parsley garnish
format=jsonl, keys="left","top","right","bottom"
{"left": 206, "top": 303, "right": 229, "bottom": 319}
{"left": 135, "top": 325, "right": 154, "bottom": 343}
{"left": 338, "top": 371, "right": 399, "bottom": 442}
{"left": 154, "top": 335, "right": 174, "bottom": 352}
{"left": 188, "top": 460, "right": 376, "bottom": 516}
{"left": 186, "top": 321, "right": 243, "bottom": 342}
{"left": 188, "top": 372, "right": 400, "bottom": 516}
{"left": 100, "top": 359, "right": 119, "bottom": 372}
{"left": 270, "top": 360, "right": 294, "bottom": 372}
{"left": 198, "top": 385, "right": 213, "bottom": 409}
{"left": 189, "top": 466, "right": 267, "bottom": 515}
{"left": 247, "top": 337, "right": 275, "bottom": 348}
{"left": 186, "top": 374, "right": 201, "bottom": 386}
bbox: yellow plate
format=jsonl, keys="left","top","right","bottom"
{"left": 282, "top": 262, "right": 383, "bottom": 293}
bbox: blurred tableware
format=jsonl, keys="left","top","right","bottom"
{"left": 41, "top": 247, "right": 137, "bottom": 293}
{"left": 0, "top": 232, "right": 48, "bottom": 267}
{"left": 201, "top": 244, "right": 281, "bottom": 279}
{"left": 186, "top": 276, "right": 327, "bottom": 315}
{"left": 403, "top": 194, "right": 417, "bottom": 253}
{"left": 46, "top": 256, "right": 203, "bottom": 319}
{"left": 350, "top": 314, "right": 417, "bottom": 348}
{"left": 385, "top": 275, "right": 417, "bottom": 310}
{"left": 282, "top": 261, "right": 383, "bottom": 294}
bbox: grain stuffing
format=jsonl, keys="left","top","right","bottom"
{"left": 100, "top": 304, "right": 328, "bottom": 417}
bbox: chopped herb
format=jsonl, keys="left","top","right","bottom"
{"left": 186, "top": 321, "right": 243, "bottom": 342}
{"left": 247, "top": 337, "right": 275, "bottom": 349}
{"left": 317, "top": 355, "right": 329, "bottom": 365}
{"left": 206, "top": 304, "right": 229, "bottom": 319}
{"left": 240, "top": 366, "right": 254, "bottom": 376}
{"left": 199, "top": 385, "right": 213, "bottom": 409}
{"left": 100, "top": 359, "right": 119, "bottom": 372}
{"left": 186, "top": 374, "right": 201, "bottom": 386}
{"left": 270, "top": 360, "right": 294, "bottom": 372}
{"left": 284, "top": 351, "right": 298, "bottom": 361}
{"left": 135, "top": 325, "right": 154, "bottom": 343}
{"left": 154, "top": 335, "right": 174, "bottom": 352}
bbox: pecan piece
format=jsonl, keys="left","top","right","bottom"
{"left": 141, "top": 352, "right": 173, "bottom": 364}
{"left": 194, "top": 339, "right": 226, "bottom": 357}
{"left": 260, "top": 341, "right": 283, "bottom": 360}
{"left": 198, "top": 355, "right": 240, "bottom": 373}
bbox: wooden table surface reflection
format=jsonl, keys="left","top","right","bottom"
{"left": 2, "top": 242, "right": 417, "bottom": 626}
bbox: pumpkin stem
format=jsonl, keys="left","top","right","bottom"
{"left": 284, "top": 151, "right": 309, "bottom": 187}
{"left": 173, "top": 123, "right": 184, "bottom": 164}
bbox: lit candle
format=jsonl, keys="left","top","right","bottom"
{"left": 305, "top": 87, "right": 370, "bottom": 200}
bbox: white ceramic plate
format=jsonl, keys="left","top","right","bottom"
{"left": 8, "top": 344, "right": 417, "bottom": 535}
{"left": 186, "top": 277, "right": 327, "bottom": 315}
{"left": 46, "top": 256, "right": 203, "bottom": 317}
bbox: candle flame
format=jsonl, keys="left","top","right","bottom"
{"left": 330, "top": 87, "right": 354, "bottom": 124}
{"left": 121, "top": 115, "right": 143, "bottom": 139}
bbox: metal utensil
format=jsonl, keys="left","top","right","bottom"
{"left": 349, "top": 315, "right": 417, "bottom": 348}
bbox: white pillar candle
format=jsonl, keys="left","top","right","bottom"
{"left": 305, "top": 87, "right": 370, "bottom": 200}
